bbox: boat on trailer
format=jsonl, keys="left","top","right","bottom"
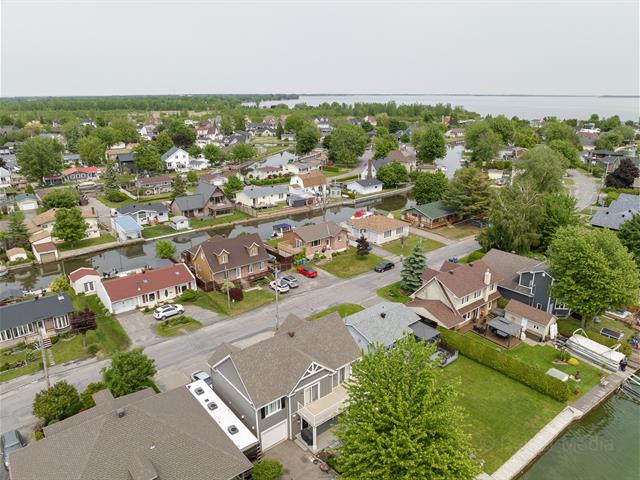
{"left": 565, "top": 329, "right": 626, "bottom": 371}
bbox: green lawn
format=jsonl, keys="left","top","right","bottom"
{"left": 323, "top": 167, "right": 351, "bottom": 177}
{"left": 57, "top": 233, "right": 116, "bottom": 251}
{"left": 381, "top": 234, "right": 444, "bottom": 257}
{"left": 318, "top": 248, "right": 384, "bottom": 278}
{"left": 72, "top": 294, "right": 131, "bottom": 354}
{"left": 0, "top": 345, "right": 44, "bottom": 383}
{"left": 558, "top": 315, "right": 636, "bottom": 347}
{"left": 257, "top": 202, "right": 289, "bottom": 214}
{"left": 155, "top": 315, "right": 203, "bottom": 337}
{"left": 189, "top": 211, "right": 251, "bottom": 228}
{"left": 377, "top": 281, "right": 413, "bottom": 303}
{"left": 432, "top": 222, "right": 480, "bottom": 240}
{"left": 142, "top": 224, "right": 180, "bottom": 239}
{"left": 189, "top": 288, "right": 275, "bottom": 316}
{"left": 440, "top": 356, "right": 564, "bottom": 473}
{"left": 97, "top": 193, "right": 171, "bottom": 208}
{"left": 458, "top": 249, "right": 485, "bottom": 264}
{"left": 307, "top": 303, "right": 364, "bottom": 320}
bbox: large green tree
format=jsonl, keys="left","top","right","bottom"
{"left": 335, "top": 334, "right": 480, "bottom": 480}
{"left": 376, "top": 162, "right": 408, "bottom": 188}
{"left": 231, "top": 143, "right": 256, "bottom": 161}
{"left": 171, "top": 174, "right": 187, "bottom": 199}
{"left": 219, "top": 116, "right": 234, "bottom": 135}
{"left": 223, "top": 175, "right": 244, "bottom": 199}
{"left": 516, "top": 146, "right": 566, "bottom": 194}
{"left": 464, "top": 121, "right": 502, "bottom": 163}
{"left": 540, "top": 120, "right": 579, "bottom": 147}
{"left": 328, "top": 124, "right": 369, "bottom": 166}
{"left": 155, "top": 239, "right": 177, "bottom": 259}
{"left": 133, "top": 140, "right": 163, "bottom": 172}
{"left": 102, "top": 348, "right": 157, "bottom": 397}
{"left": 32, "top": 381, "right": 81, "bottom": 426}
{"left": 412, "top": 171, "right": 448, "bottom": 205}
{"left": 16, "top": 136, "right": 64, "bottom": 180}
{"left": 52, "top": 207, "right": 89, "bottom": 246}
{"left": 548, "top": 226, "right": 640, "bottom": 327}
{"left": 92, "top": 126, "right": 118, "bottom": 147}
{"left": 154, "top": 131, "right": 174, "bottom": 154}
{"left": 284, "top": 112, "right": 307, "bottom": 134}
{"left": 202, "top": 144, "right": 228, "bottom": 164}
{"left": 400, "top": 243, "right": 427, "bottom": 292}
{"left": 373, "top": 128, "right": 399, "bottom": 159}
{"left": 412, "top": 124, "right": 446, "bottom": 163}
{"left": 7, "top": 211, "right": 29, "bottom": 248}
{"left": 513, "top": 126, "right": 539, "bottom": 148}
{"left": 110, "top": 117, "right": 140, "bottom": 144}
{"left": 618, "top": 213, "right": 640, "bottom": 267}
{"left": 540, "top": 193, "right": 580, "bottom": 249}
{"left": 103, "top": 161, "right": 119, "bottom": 190}
{"left": 295, "top": 124, "right": 320, "bottom": 154}
{"left": 548, "top": 139, "right": 580, "bottom": 168}
{"left": 478, "top": 181, "right": 544, "bottom": 254}
{"left": 42, "top": 188, "right": 80, "bottom": 209}
{"left": 488, "top": 115, "right": 515, "bottom": 144}
{"left": 77, "top": 136, "right": 106, "bottom": 166}
{"left": 444, "top": 167, "right": 492, "bottom": 219}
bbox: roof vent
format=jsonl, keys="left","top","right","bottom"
{"left": 58, "top": 294, "right": 65, "bottom": 301}
{"left": 380, "top": 312, "right": 386, "bottom": 318}
{"left": 228, "top": 425, "right": 239, "bottom": 435}
{"left": 288, "top": 331, "right": 295, "bottom": 338}
{"left": 207, "top": 402, "right": 218, "bottom": 411}
{"left": 116, "top": 407, "right": 125, "bottom": 418}
{"left": 448, "top": 270, "right": 454, "bottom": 274}
{"left": 195, "top": 387, "right": 205, "bottom": 395}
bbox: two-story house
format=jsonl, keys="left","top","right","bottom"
{"left": 278, "top": 221, "right": 348, "bottom": 259}
{"left": 289, "top": 171, "right": 328, "bottom": 197}
{"left": 186, "top": 233, "right": 270, "bottom": 290}
{"left": 28, "top": 207, "right": 100, "bottom": 240}
{"left": 135, "top": 175, "right": 173, "bottom": 195}
{"left": 161, "top": 146, "right": 190, "bottom": 171}
{"left": 482, "top": 248, "right": 570, "bottom": 316}
{"left": 207, "top": 313, "right": 360, "bottom": 453}
{"left": 344, "top": 214, "right": 409, "bottom": 245}
{"left": 407, "top": 260, "right": 502, "bottom": 330}
{"left": 171, "top": 181, "right": 234, "bottom": 218}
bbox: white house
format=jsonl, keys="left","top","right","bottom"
{"left": 345, "top": 214, "right": 410, "bottom": 245}
{"left": 68, "top": 268, "right": 102, "bottom": 296}
{"left": 169, "top": 215, "right": 190, "bottom": 230}
{"left": 13, "top": 194, "right": 39, "bottom": 212}
{"left": 0, "top": 167, "right": 11, "bottom": 189}
{"left": 112, "top": 215, "right": 143, "bottom": 241}
{"left": 289, "top": 171, "right": 328, "bottom": 196}
{"left": 235, "top": 185, "right": 288, "bottom": 208}
{"left": 5, "top": 247, "right": 28, "bottom": 262}
{"left": 504, "top": 299, "right": 557, "bottom": 341}
{"left": 161, "top": 147, "right": 190, "bottom": 171}
{"left": 445, "top": 128, "right": 465, "bottom": 138}
{"left": 113, "top": 202, "right": 169, "bottom": 226}
{"left": 347, "top": 178, "right": 383, "bottom": 195}
{"left": 96, "top": 263, "right": 196, "bottom": 314}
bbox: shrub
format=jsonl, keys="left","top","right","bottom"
{"left": 80, "top": 382, "right": 108, "bottom": 409}
{"left": 87, "top": 344, "right": 99, "bottom": 355}
{"left": 568, "top": 357, "right": 579, "bottom": 366}
{"left": 162, "top": 315, "right": 195, "bottom": 328}
{"left": 49, "top": 335, "right": 60, "bottom": 345}
{"left": 439, "top": 329, "right": 570, "bottom": 402}
{"left": 229, "top": 287, "right": 244, "bottom": 302}
{"left": 34, "top": 430, "right": 44, "bottom": 441}
{"left": 105, "top": 189, "right": 128, "bottom": 202}
{"left": 180, "top": 289, "right": 198, "bottom": 302}
{"left": 252, "top": 459, "right": 283, "bottom": 480}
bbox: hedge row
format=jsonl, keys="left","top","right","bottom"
{"left": 439, "top": 329, "right": 570, "bottom": 402}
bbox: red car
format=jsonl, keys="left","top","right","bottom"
{"left": 297, "top": 266, "right": 318, "bottom": 278}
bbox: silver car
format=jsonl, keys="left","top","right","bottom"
{"left": 280, "top": 275, "right": 299, "bottom": 288}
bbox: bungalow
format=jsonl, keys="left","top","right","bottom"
{"left": 106, "top": 145, "right": 134, "bottom": 161}
{"left": 29, "top": 207, "right": 100, "bottom": 240}
{"left": 402, "top": 201, "right": 460, "bottom": 229}
{"left": 289, "top": 171, "right": 328, "bottom": 197}
{"left": 504, "top": 299, "right": 557, "bottom": 341}
{"left": 113, "top": 202, "right": 169, "bottom": 226}
{"left": 200, "top": 173, "right": 228, "bottom": 186}
{"left": 135, "top": 175, "right": 173, "bottom": 195}
{"left": 0, "top": 293, "right": 74, "bottom": 345}
{"left": 112, "top": 215, "right": 143, "bottom": 241}
{"left": 279, "top": 221, "right": 347, "bottom": 259}
{"left": 68, "top": 267, "right": 101, "bottom": 295}
{"left": 171, "top": 181, "right": 234, "bottom": 218}
{"left": 482, "top": 248, "right": 571, "bottom": 316}
{"left": 590, "top": 193, "right": 639, "bottom": 231}
{"left": 347, "top": 178, "right": 383, "bottom": 195}
{"left": 207, "top": 313, "right": 360, "bottom": 453}
{"left": 161, "top": 146, "right": 190, "bottom": 171}
{"left": 32, "top": 242, "right": 59, "bottom": 264}
{"left": 6, "top": 247, "right": 28, "bottom": 262}
{"left": 186, "top": 233, "right": 270, "bottom": 290}
{"left": 62, "top": 166, "right": 100, "bottom": 183}
{"left": 345, "top": 214, "right": 409, "bottom": 245}
{"left": 445, "top": 128, "right": 465, "bottom": 138}
{"left": 407, "top": 260, "right": 502, "bottom": 330}
{"left": 281, "top": 132, "right": 296, "bottom": 141}
{"left": 96, "top": 263, "right": 195, "bottom": 314}
{"left": 235, "top": 185, "right": 288, "bottom": 209}
{"left": 41, "top": 174, "right": 64, "bottom": 186}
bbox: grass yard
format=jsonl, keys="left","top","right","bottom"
{"left": 458, "top": 249, "right": 485, "bottom": 264}
{"left": 307, "top": 303, "right": 364, "bottom": 320}
{"left": 318, "top": 248, "right": 384, "bottom": 278}
{"left": 0, "top": 346, "right": 44, "bottom": 383}
{"left": 377, "top": 281, "right": 412, "bottom": 303}
{"left": 189, "top": 211, "right": 251, "bottom": 229}
{"left": 58, "top": 233, "right": 116, "bottom": 251}
{"left": 381, "top": 234, "right": 444, "bottom": 257}
{"left": 432, "top": 222, "right": 480, "bottom": 240}
{"left": 257, "top": 202, "right": 289, "bottom": 214}
{"left": 155, "top": 315, "right": 203, "bottom": 337}
{"left": 265, "top": 238, "right": 280, "bottom": 248}
{"left": 142, "top": 224, "right": 179, "bottom": 239}
{"left": 97, "top": 193, "right": 171, "bottom": 208}
{"left": 440, "top": 356, "right": 564, "bottom": 473}
{"left": 558, "top": 315, "right": 636, "bottom": 345}
{"left": 323, "top": 167, "right": 352, "bottom": 177}
{"left": 189, "top": 288, "right": 275, "bottom": 316}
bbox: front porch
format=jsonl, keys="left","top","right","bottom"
{"left": 296, "top": 384, "right": 347, "bottom": 453}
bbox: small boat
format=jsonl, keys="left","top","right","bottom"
{"left": 272, "top": 223, "right": 293, "bottom": 238}
{"left": 350, "top": 209, "right": 373, "bottom": 220}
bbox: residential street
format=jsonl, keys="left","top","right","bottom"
{"left": 0, "top": 237, "right": 479, "bottom": 435}
{"left": 567, "top": 168, "right": 600, "bottom": 211}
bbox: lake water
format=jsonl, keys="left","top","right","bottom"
{"left": 519, "top": 393, "right": 640, "bottom": 480}
{"left": 254, "top": 95, "right": 639, "bottom": 121}
{"left": 0, "top": 195, "right": 414, "bottom": 293}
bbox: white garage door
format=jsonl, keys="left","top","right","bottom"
{"left": 112, "top": 298, "right": 138, "bottom": 314}
{"left": 260, "top": 420, "right": 288, "bottom": 451}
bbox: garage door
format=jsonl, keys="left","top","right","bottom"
{"left": 260, "top": 420, "right": 288, "bottom": 451}
{"left": 40, "top": 252, "right": 57, "bottom": 263}
{"left": 112, "top": 298, "right": 138, "bottom": 314}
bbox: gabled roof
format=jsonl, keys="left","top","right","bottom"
{"left": 347, "top": 214, "right": 409, "bottom": 233}
{"left": 191, "top": 233, "right": 269, "bottom": 274}
{"left": 293, "top": 171, "right": 327, "bottom": 188}
{"left": 237, "top": 185, "right": 288, "bottom": 199}
{"left": 160, "top": 146, "right": 186, "bottom": 161}
{"left": 116, "top": 202, "right": 168, "bottom": 216}
{"left": 10, "top": 387, "right": 252, "bottom": 480}
{"left": 406, "top": 298, "right": 465, "bottom": 329}
{"left": 430, "top": 260, "right": 502, "bottom": 298}
{"left": 292, "top": 221, "right": 344, "bottom": 243}
{"left": 136, "top": 175, "right": 172, "bottom": 186}
{"left": 505, "top": 299, "right": 555, "bottom": 326}
{"left": 344, "top": 302, "right": 421, "bottom": 349}
{"left": 101, "top": 264, "right": 194, "bottom": 303}
{"left": 62, "top": 166, "right": 98, "bottom": 176}
{"left": 32, "top": 241, "right": 57, "bottom": 253}
{"left": 590, "top": 193, "right": 639, "bottom": 230}
{"left": 208, "top": 313, "right": 359, "bottom": 407}
{"left": 482, "top": 249, "right": 548, "bottom": 295}
{"left": 68, "top": 267, "right": 100, "bottom": 282}
{"left": 352, "top": 178, "right": 383, "bottom": 188}
{"left": 32, "top": 207, "right": 96, "bottom": 226}
{"left": 406, "top": 200, "right": 456, "bottom": 220}
{"left": 171, "top": 182, "right": 223, "bottom": 212}
{"left": 0, "top": 293, "right": 73, "bottom": 331}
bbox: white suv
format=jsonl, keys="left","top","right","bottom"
{"left": 153, "top": 304, "right": 185, "bottom": 320}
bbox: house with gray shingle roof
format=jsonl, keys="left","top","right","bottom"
{"left": 590, "top": 193, "right": 639, "bottom": 230}
{"left": 8, "top": 386, "right": 255, "bottom": 480}
{"left": 279, "top": 221, "right": 348, "bottom": 259}
{"left": 207, "top": 313, "right": 360, "bottom": 453}
{"left": 170, "top": 181, "right": 233, "bottom": 218}
{"left": 114, "top": 202, "right": 169, "bottom": 226}
{"left": 234, "top": 185, "right": 288, "bottom": 209}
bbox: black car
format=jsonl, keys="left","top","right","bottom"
{"left": 1, "top": 430, "right": 26, "bottom": 470}
{"left": 374, "top": 261, "right": 395, "bottom": 272}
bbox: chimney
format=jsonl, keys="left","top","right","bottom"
{"left": 483, "top": 269, "right": 491, "bottom": 302}
{"left": 367, "top": 158, "right": 372, "bottom": 179}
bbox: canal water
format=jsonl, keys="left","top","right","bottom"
{"left": 0, "top": 194, "right": 416, "bottom": 293}
{"left": 519, "top": 393, "right": 640, "bottom": 480}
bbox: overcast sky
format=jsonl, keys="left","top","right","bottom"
{"left": 1, "top": 0, "right": 638, "bottom": 97}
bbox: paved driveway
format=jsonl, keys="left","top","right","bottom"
{"left": 265, "top": 441, "right": 336, "bottom": 480}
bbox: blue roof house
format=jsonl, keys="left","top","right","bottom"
{"left": 112, "top": 215, "right": 143, "bottom": 241}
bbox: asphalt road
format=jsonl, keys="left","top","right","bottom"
{"left": 0, "top": 237, "right": 479, "bottom": 437}
{"left": 567, "top": 168, "right": 600, "bottom": 211}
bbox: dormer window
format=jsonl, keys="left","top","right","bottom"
{"left": 217, "top": 251, "right": 229, "bottom": 264}
{"left": 247, "top": 243, "right": 259, "bottom": 257}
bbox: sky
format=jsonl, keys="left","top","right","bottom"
{"left": 1, "top": 0, "right": 638, "bottom": 97}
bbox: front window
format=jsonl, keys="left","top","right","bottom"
{"left": 84, "top": 281, "right": 94, "bottom": 292}
{"left": 143, "top": 293, "right": 155, "bottom": 303}
{"left": 54, "top": 316, "right": 69, "bottom": 330}
{"left": 311, "top": 239, "right": 321, "bottom": 247}
{"left": 264, "top": 399, "right": 283, "bottom": 417}
{"left": 304, "top": 383, "right": 320, "bottom": 405}
{"left": 383, "top": 230, "right": 392, "bottom": 238}
{"left": 395, "top": 227, "right": 403, "bottom": 235}
{"left": 236, "top": 267, "right": 242, "bottom": 278}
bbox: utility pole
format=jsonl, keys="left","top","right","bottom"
{"left": 274, "top": 266, "right": 280, "bottom": 330}
{"left": 38, "top": 326, "right": 50, "bottom": 389}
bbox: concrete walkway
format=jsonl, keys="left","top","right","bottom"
{"left": 409, "top": 226, "right": 456, "bottom": 246}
